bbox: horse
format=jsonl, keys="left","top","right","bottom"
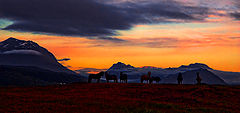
{"left": 140, "top": 71, "right": 151, "bottom": 83}
{"left": 196, "top": 72, "right": 202, "bottom": 85}
{"left": 120, "top": 72, "right": 128, "bottom": 83}
{"left": 177, "top": 73, "right": 183, "bottom": 85}
{"left": 105, "top": 72, "right": 118, "bottom": 83}
{"left": 149, "top": 76, "right": 161, "bottom": 84}
{"left": 88, "top": 71, "right": 105, "bottom": 83}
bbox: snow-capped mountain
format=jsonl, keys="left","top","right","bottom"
{"left": 0, "top": 37, "right": 75, "bottom": 74}
{"left": 0, "top": 37, "right": 41, "bottom": 50}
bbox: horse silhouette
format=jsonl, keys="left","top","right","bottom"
{"left": 150, "top": 76, "right": 161, "bottom": 84}
{"left": 105, "top": 72, "right": 118, "bottom": 83}
{"left": 141, "top": 71, "right": 151, "bottom": 83}
{"left": 196, "top": 72, "right": 202, "bottom": 85}
{"left": 88, "top": 71, "right": 105, "bottom": 83}
{"left": 177, "top": 73, "right": 183, "bottom": 84}
{"left": 120, "top": 72, "right": 128, "bottom": 83}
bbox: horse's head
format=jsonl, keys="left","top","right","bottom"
{"left": 120, "top": 72, "right": 123, "bottom": 75}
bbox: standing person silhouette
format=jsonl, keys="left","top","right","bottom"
{"left": 196, "top": 72, "right": 202, "bottom": 85}
{"left": 177, "top": 73, "right": 183, "bottom": 84}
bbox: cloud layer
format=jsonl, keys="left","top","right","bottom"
{"left": 0, "top": 0, "right": 210, "bottom": 38}
{"left": 57, "top": 58, "right": 71, "bottom": 61}
{"left": 1, "top": 50, "right": 43, "bottom": 55}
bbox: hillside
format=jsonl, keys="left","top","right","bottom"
{"left": 0, "top": 37, "right": 75, "bottom": 74}
{"left": 0, "top": 65, "right": 86, "bottom": 86}
{"left": 0, "top": 83, "right": 239, "bottom": 113}
{"left": 163, "top": 68, "right": 227, "bottom": 85}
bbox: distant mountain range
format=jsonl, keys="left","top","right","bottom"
{"left": 0, "top": 38, "right": 86, "bottom": 86}
{"left": 0, "top": 37, "right": 239, "bottom": 86}
{"left": 105, "top": 62, "right": 240, "bottom": 85}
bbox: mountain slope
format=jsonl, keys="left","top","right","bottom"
{"left": 210, "top": 70, "right": 240, "bottom": 85}
{"left": 0, "top": 65, "right": 86, "bottom": 86}
{"left": 0, "top": 37, "right": 75, "bottom": 74}
{"left": 162, "top": 68, "right": 227, "bottom": 85}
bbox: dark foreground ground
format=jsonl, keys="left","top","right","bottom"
{"left": 0, "top": 83, "right": 240, "bottom": 113}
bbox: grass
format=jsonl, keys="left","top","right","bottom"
{"left": 0, "top": 83, "right": 240, "bottom": 113}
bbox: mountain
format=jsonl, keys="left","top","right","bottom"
{"left": 0, "top": 37, "right": 75, "bottom": 74}
{"left": 162, "top": 68, "right": 227, "bottom": 85}
{"left": 108, "top": 62, "right": 135, "bottom": 70}
{"left": 0, "top": 65, "right": 86, "bottom": 86}
{"left": 178, "top": 63, "right": 212, "bottom": 70}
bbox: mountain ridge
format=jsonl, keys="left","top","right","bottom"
{"left": 103, "top": 62, "right": 239, "bottom": 84}
{"left": 0, "top": 37, "right": 75, "bottom": 74}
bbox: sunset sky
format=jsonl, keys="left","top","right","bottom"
{"left": 0, "top": 0, "right": 240, "bottom": 72}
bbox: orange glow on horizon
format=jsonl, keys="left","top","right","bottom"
{"left": 0, "top": 21, "right": 239, "bottom": 72}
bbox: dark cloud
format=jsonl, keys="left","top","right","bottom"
{"left": 97, "top": 37, "right": 126, "bottom": 42}
{"left": 229, "top": 37, "right": 240, "bottom": 39}
{"left": 129, "top": 38, "right": 179, "bottom": 48}
{"left": 230, "top": 12, "right": 240, "bottom": 20}
{"left": 58, "top": 58, "right": 71, "bottom": 61}
{"left": 0, "top": 0, "right": 210, "bottom": 38}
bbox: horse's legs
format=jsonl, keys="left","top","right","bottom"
{"left": 97, "top": 79, "right": 100, "bottom": 83}
{"left": 88, "top": 77, "right": 91, "bottom": 83}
